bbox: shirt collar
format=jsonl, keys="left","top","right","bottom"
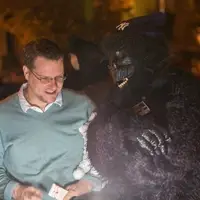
{"left": 18, "top": 83, "right": 63, "bottom": 113}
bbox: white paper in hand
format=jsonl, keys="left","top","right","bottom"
{"left": 48, "top": 183, "right": 68, "bottom": 200}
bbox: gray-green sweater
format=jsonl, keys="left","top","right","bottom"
{"left": 0, "top": 89, "right": 100, "bottom": 200}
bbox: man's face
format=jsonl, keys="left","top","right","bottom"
{"left": 23, "top": 56, "right": 64, "bottom": 106}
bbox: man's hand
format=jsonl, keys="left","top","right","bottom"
{"left": 12, "top": 184, "right": 42, "bottom": 200}
{"left": 64, "top": 180, "right": 92, "bottom": 200}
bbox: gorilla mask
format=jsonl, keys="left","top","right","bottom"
{"left": 101, "top": 12, "right": 171, "bottom": 89}
{"left": 108, "top": 49, "right": 135, "bottom": 87}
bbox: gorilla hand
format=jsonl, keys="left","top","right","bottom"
{"left": 136, "top": 124, "right": 171, "bottom": 156}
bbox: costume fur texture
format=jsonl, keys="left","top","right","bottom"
{"left": 85, "top": 13, "right": 200, "bottom": 200}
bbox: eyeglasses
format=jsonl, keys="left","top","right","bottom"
{"left": 30, "top": 70, "right": 67, "bottom": 84}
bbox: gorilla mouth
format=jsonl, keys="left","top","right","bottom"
{"left": 108, "top": 50, "right": 135, "bottom": 88}
{"left": 117, "top": 78, "right": 129, "bottom": 88}
{"left": 109, "top": 63, "right": 134, "bottom": 88}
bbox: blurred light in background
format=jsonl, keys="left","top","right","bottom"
{"left": 159, "top": 0, "right": 165, "bottom": 13}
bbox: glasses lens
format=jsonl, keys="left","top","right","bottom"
{"left": 56, "top": 76, "right": 66, "bottom": 83}
{"left": 40, "top": 77, "right": 51, "bottom": 84}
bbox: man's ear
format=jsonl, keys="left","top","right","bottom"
{"left": 23, "top": 65, "right": 30, "bottom": 81}
{"left": 69, "top": 53, "right": 80, "bottom": 71}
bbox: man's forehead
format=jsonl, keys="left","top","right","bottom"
{"left": 33, "top": 56, "right": 63, "bottom": 66}
{"left": 33, "top": 56, "right": 64, "bottom": 73}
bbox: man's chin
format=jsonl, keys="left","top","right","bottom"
{"left": 44, "top": 96, "right": 57, "bottom": 104}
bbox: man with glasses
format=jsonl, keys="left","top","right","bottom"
{"left": 0, "top": 38, "right": 101, "bottom": 200}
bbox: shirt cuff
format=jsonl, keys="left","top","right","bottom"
{"left": 82, "top": 174, "right": 103, "bottom": 192}
{"left": 4, "top": 180, "right": 19, "bottom": 200}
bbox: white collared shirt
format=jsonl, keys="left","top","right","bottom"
{"left": 18, "top": 83, "right": 62, "bottom": 113}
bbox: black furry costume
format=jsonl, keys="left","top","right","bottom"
{"left": 64, "top": 37, "right": 113, "bottom": 105}
{"left": 83, "top": 13, "right": 200, "bottom": 200}
{"left": 64, "top": 37, "right": 109, "bottom": 90}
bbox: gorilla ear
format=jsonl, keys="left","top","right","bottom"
{"left": 68, "top": 53, "right": 80, "bottom": 71}
{"left": 116, "top": 50, "right": 125, "bottom": 59}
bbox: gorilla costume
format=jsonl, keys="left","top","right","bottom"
{"left": 75, "top": 13, "right": 200, "bottom": 200}
{"left": 64, "top": 36, "right": 109, "bottom": 89}
{"left": 64, "top": 36, "right": 113, "bottom": 105}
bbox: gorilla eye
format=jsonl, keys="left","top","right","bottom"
{"left": 121, "top": 57, "right": 132, "bottom": 65}
{"left": 116, "top": 51, "right": 120, "bottom": 56}
{"left": 116, "top": 51, "right": 125, "bottom": 59}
